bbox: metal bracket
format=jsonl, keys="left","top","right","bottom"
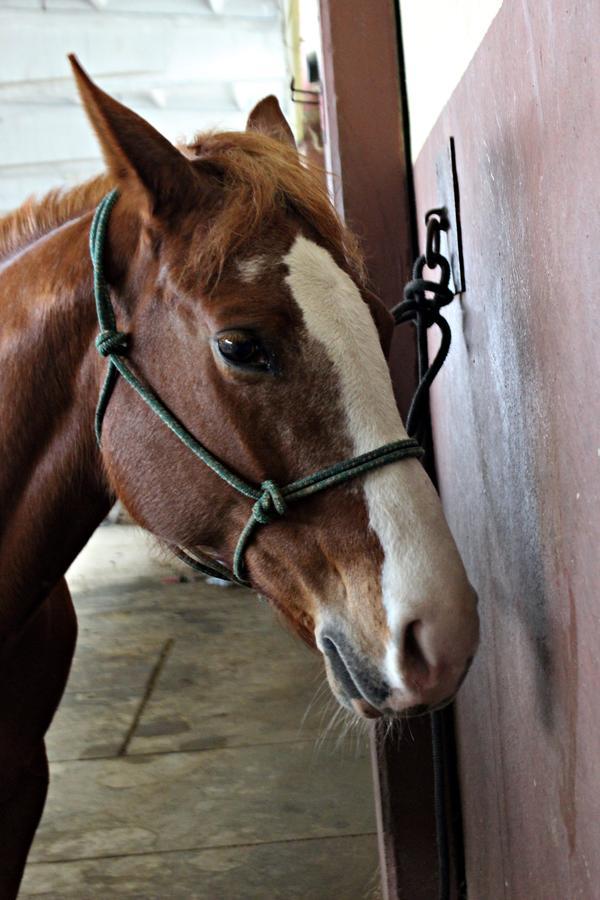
{"left": 435, "top": 136, "right": 465, "bottom": 294}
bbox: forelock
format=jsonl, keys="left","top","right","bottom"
{"left": 182, "top": 129, "right": 365, "bottom": 289}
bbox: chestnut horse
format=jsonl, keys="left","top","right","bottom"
{"left": 0, "top": 58, "right": 479, "bottom": 896}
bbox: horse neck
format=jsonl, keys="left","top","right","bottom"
{"left": 0, "top": 214, "right": 112, "bottom": 639}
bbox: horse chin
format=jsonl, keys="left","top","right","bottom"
{"left": 326, "top": 678, "right": 383, "bottom": 720}
{"left": 349, "top": 697, "right": 383, "bottom": 720}
{"left": 329, "top": 679, "right": 454, "bottom": 722}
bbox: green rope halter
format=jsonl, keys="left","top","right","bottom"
{"left": 90, "top": 190, "right": 424, "bottom": 585}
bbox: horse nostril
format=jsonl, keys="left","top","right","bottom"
{"left": 399, "top": 619, "right": 458, "bottom": 695}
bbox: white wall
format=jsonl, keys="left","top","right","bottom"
{"left": 400, "top": 0, "right": 503, "bottom": 159}
{"left": 0, "top": 0, "right": 290, "bottom": 210}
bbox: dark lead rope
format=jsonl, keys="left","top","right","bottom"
{"left": 392, "top": 209, "right": 456, "bottom": 900}
{"left": 89, "top": 190, "right": 424, "bottom": 585}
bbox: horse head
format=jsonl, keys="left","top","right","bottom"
{"left": 71, "top": 58, "right": 479, "bottom": 719}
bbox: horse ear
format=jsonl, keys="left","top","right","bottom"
{"left": 69, "top": 55, "right": 197, "bottom": 215}
{"left": 246, "top": 96, "right": 297, "bottom": 149}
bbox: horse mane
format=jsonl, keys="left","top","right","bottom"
{"left": 0, "top": 173, "right": 112, "bottom": 263}
{"left": 0, "top": 130, "right": 365, "bottom": 286}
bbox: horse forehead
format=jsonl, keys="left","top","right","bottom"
{"left": 282, "top": 234, "right": 382, "bottom": 362}
{"left": 236, "top": 255, "right": 268, "bottom": 283}
{"left": 283, "top": 234, "right": 354, "bottom": 299}
{"left": 283, "top": 231, "right": 401, "bottom": 430}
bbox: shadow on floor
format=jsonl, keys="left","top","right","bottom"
{"left": 20, "top": 524, "right": 380, "bottom": 899}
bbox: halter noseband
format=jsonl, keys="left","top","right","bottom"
{"left": 90, "top": 190, "right": 424, "bottom": 585}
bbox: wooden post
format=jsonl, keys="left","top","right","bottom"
{"left": 318, "top": 2, "right": 439, "bottom": 897}
{"left": 318, "top": 0, "right": 417, "bottom": 417}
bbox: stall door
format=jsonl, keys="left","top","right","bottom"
{"left": 402, "top": 1, "right": 600, "bottom": 896}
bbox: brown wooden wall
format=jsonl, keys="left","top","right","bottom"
{"left": 411, "top": 1, "right": 600, "bottom": 896}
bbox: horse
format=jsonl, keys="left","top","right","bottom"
{"left": 0, "top": 56, "right": 479, "bottom": 896}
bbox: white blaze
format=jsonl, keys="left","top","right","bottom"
{"left": 284, "top": 235, "right": 449, "bottom": 689}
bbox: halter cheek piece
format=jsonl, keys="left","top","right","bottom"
{"left": 90, "top": 190, "right": 424, "bottom": 585}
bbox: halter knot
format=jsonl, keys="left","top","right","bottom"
{"left": 96, "top": 329, "right": 128, "bottom": 357}
{"left": 252, "top": 480, "right": 287, "bottom": 525}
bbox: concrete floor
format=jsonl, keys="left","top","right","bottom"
{"left": 19, "top": 524, "right": 380, "bottom": 899}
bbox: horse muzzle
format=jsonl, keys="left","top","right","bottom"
{"left": 318, "top": 623, "right": 477, "bottom": 719}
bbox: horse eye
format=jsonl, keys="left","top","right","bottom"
{"left": 216, "top": 331, "right": 271, "bottom": 371}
